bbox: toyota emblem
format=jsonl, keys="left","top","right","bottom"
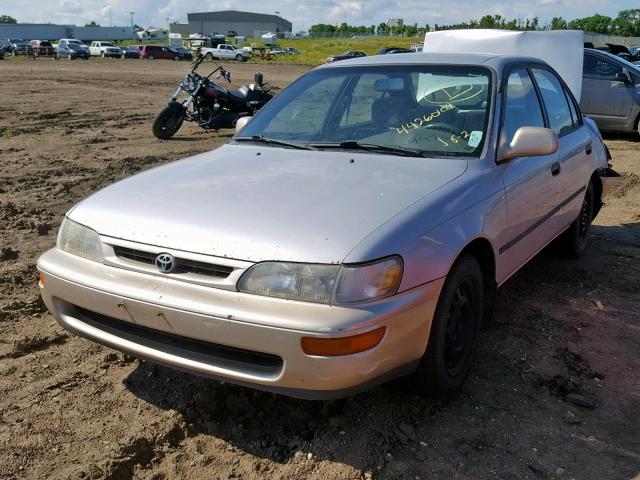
{"left": 155, "top": 253, "right": 175, "bottom": 273}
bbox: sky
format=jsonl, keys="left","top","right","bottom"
{"left": 1, "top": 0, "right": 630, "bottom": 31}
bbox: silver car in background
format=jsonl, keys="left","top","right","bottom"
{"left": 581, "top": 48, "right": 640, "bottom": 135}
{"left": 38, "top": 53, "right": 616, "bottom": 399}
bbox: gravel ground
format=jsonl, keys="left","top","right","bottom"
{"left": 0, "top": 58, "right": 639, "bottom": 480}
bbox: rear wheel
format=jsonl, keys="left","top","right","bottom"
{"left": 558, "top": 181, "right": 594, "bottom": 258}
{"left": 148, "top": 54, "right": 155, "bottom": 60}
{"left": 413, "top": 254, "right": 484, "bottom": 395}
{"left": 173, "top": 55, "right": 179, "bottom": 61}
{"left": 152, "top": 102, "right": 185, "bottom": 140}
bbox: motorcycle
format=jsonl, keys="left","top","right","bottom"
{"left": 152, "top": 54, "right": 273, "bottom": 140}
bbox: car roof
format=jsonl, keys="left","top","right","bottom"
{"left": 317, "top": 52, "right": 546, "bottom": 71}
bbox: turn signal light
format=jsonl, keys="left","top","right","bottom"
{"left": 38, "top": 272, "right": 45, "bottom": 287}
{"left": 301, "top": 327, "right": 386, "bottom": 356}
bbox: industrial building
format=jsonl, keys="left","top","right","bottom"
{"left": 170, "top": 10, "right": 292, "bottom": 38}
{"left": 0, "top": 23, "right": 134, "bottom": 41}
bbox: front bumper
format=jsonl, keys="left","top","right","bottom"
{"left": 38, "top": 248, "right": 443, "bottom": 399}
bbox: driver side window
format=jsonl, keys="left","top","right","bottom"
{"left": 502, "top": 69, "right": 545, "bottom": 142}
{"left": 583, "top": 54, "right": 622, "bottom": 79}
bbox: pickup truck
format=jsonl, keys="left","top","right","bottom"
{"left": 89, "top": 41, "right": 122, "bottom": 58}
{"left": 201, "top": 44, "right": 249, "bottom": 62}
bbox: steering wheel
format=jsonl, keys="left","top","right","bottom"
{"left": 421, "top": 122, "right": 458, "bottom": 134}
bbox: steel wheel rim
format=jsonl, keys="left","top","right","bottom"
{"left": 444, "top": 280, "right": 475, "bottom": 376}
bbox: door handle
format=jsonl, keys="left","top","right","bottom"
{"left": 585, "top": 143, "right": 592, "bottom": 155}
{"left": 551, "top": 162, "right": 561, "bottom": 176}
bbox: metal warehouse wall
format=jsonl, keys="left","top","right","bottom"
{"left": 0, "top": 24, "right": 68, "bottom": 40}
{"left": 188, "top": 20, "right": 289, "bottom": 37}
{"left": 0, "top": 24, "right": 134, "bottom": 41}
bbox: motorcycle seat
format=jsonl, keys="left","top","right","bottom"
{"left": 228, "top": 86, "right": 249, "bottom": 100}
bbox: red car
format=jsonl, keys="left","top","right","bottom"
{"left": 140, "top": 45, "right": 180, "bottom": 60}
{"left": 30, "top": 40, "right": 55, "bottom": 57}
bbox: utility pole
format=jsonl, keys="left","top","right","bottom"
{"left": 109, "top": 7, "right": 112, "bottom": 27}
{"left": 129, "top": 11, "right": 135, "bottom": 28}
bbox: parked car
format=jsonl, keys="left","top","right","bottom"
{"left": 140, "top": 45, "right": 180, "bottom": 60}
{"left": 0, "top": 38, "right": 13, "bottom": 54}
{"left": 325, "top": 51, "right": 365, "bottom": 63}
{"left": 581, "top": 48, "right": 640, "bottom": 135}
{"left": 30, "top": 40, "right": 55, "bottom": 57}
{"left": 10, "top": 40, "right": 34, "bottom": 56}
{"left": 378, "top": 46, "right": 404, "bottom": 55}
{"left": 170, "top": 46, "right": 193, "bottom": 61}
{"left": 89, "top": 41, "right": 122, "bottom": 58}
{"left": 201, "top": 43, "right": 250, "bottom": 62}
{"left": 56, "top": 39, "right": 90, "bottom": 59}
{"left": 120, "top": 45, "right": 142, "bottom": 59}
{"left": 268, "top": 47, "right": 287, "bottom": 55}
{"left": 38, "top": 52, "right": 618, "bottom": 399}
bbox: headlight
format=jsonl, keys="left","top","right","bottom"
{"left": 238, "top": 256, "right": 403, "bottom": 305}
{"left": 56, "top": 218, "right": 103, "bottom": 262}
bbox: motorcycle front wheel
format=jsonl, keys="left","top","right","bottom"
{"left": 152, "top": 102, "right": 185, "bottom": 140}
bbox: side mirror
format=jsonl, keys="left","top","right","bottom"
{"left": 235, "top": 116, "right": 252, "bottom": 133}
{"left": 614, "top": 72, "right": 630, "bottom": 84}
{"left": 498, "top": 127, "right": 558, "bottom": 163}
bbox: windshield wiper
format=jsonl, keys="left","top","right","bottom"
{"left": 308, "top": 140, "right": 428, "bottom": 157}
{"left": 234, "top": 135, "right": 313, "bottom": 150}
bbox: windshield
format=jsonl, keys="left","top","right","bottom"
{"left": 102, "top": 42, "right": 114, "bottom": 46}
{"left": 68, "top": 43, "right": 82, "bottom": 50}
{"left": 236, "top": 65, "right": 492, "bottom": 157}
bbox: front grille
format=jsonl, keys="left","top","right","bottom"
{"left": 112, "top": 245, "right": 234, "bottom": 279}
{"left": 75, "top": 306, "right": 283, "bottom": 377}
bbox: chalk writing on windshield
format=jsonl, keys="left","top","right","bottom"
{"left": 396, "top": 103, "right": 455, "bottom": 135}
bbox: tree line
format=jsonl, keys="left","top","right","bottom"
{"left": 308, "top": 9, "right": 640, "bottom": 38}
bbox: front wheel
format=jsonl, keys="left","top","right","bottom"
{"left": 173, "top": 55, "right": 179, "bottom": 61}
{"left": 412, "top": 254, "right": 484, "bottom": 395}
{"left": 152, "top": 102, "right": 185, "bottom": 140}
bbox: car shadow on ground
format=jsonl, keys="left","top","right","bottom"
{"left": 121, "top": 223, "right": 640, "bottom": 476}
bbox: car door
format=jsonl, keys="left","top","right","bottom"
{"left": 497, "top": 67, "right": 565, "bottom": 279}
{"left": 581, "top": 52, "right": 634, "bottom": 130}
{"left": 530, "top": 67, "right": 594, "bottom": 232}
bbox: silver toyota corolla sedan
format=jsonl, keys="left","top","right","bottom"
{"left": 38, "top": 53, "right": 617, "bottom": 399}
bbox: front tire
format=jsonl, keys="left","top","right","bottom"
{"left": 152, "top": 102, "right": 185, "bottom": 140}
{"left": 173, "top": 55, "right": 179, "bottom": 61}
{"left": 558, "top": 181, "right": 594, "bottom": 258}
{"left": 413, "top": 254, "right": 484, "bottom": 395}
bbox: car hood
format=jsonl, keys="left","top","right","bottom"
{"left": 69, "top": 145, "right": 468, "bottom": 263}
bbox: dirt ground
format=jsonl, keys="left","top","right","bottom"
{"left": 0, "top": 58, "right": 639, "bottom": 480}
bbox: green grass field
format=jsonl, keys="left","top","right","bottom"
{"left": 264, "top": 37, "right": 422, "bottom": 64}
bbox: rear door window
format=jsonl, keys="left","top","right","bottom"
{"left": 531, "top": 69, "right": 574, "bottom": 136}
